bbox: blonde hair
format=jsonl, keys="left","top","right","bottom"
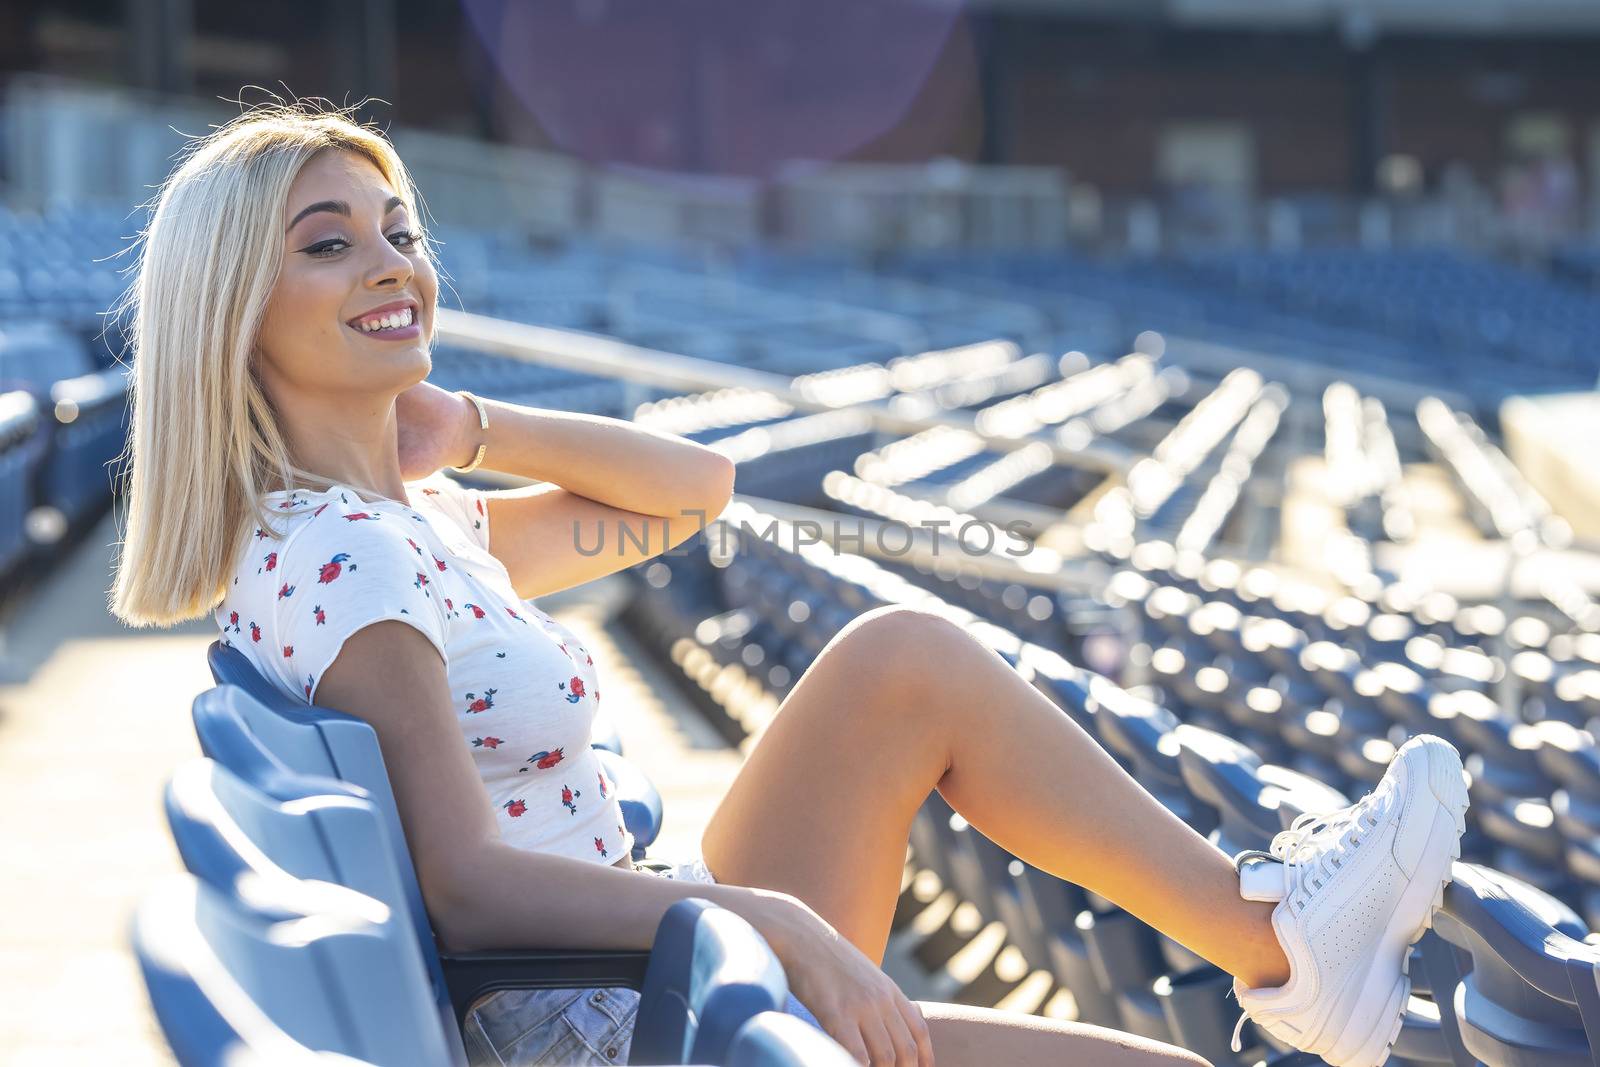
{"left": 108, "top": 98, "right": 439, "bottom": 628}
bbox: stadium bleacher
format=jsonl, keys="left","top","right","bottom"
{"left": 4, "top": 195, "right": 1600, "bottom": 1063}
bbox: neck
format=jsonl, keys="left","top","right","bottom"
{"left": 271, "top": 386, "right": 408, "bottom": 503}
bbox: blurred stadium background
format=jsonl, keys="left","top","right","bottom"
{"left": 5, "top": 1, "right": 1600, "bottom": 1064}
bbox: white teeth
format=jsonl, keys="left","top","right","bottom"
{"left": 358, "top": 307, "right": 414, "bottom": 332}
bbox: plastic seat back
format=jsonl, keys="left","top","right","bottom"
{"left": 1091, "top": 677, "right": 1205, "bottom": 828}
{"left": 631, "top": 897, "right": 789, "bottom": 1065}
{"left": 1422, "top": 863, "right": 1599, "bottom": 1067}
{"left": 133, "top": 875, "right": 452, "bottom": 1067}
{"left": 189, "top": 686, "right": 455, "bottom": 1044}
{"left": 166, "top": 751, "right": 468, "bottom": 1064}
{"left": 191, "top": 684, "right": 432, "bottom": 931}
{"left": 164, "top": 757, "right": 421, "bottom": 950}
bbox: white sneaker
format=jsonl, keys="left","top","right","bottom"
{"left": 1227, "top": 733, "right": 1469, "bottom": 1067}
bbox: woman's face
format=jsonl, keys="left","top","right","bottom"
{"left": 256, "top": 148, "right": 438, "bottom": 402}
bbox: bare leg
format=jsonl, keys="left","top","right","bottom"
{"left": 919, "top": 1002, "right": 1209, "bottom": 1067}
{"left": 701, "top": 605, "right": 1290, "bottom": 989}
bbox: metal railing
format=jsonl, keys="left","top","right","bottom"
{"left": 433, "top": 307, "right": 1137, "bottom": 476}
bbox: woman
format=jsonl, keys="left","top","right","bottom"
{"left": 110, "top": 101, "right": 1469, "bottom": 1067}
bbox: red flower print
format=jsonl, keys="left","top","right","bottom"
{"left": 414, "top": 572, "right": 430, "bottom": 590}
{"left": 249, "top": 622, "right": 261, "bottom": 643}
{"left": 527, "top": 748, "right": 565, "bottom": 770}
{"left": 318, "top": 553, "right": 355, "bottom": 583}
{"left": 257, "top": 551, "right": 277, "bottom": 575}
{"left": 343, "top": 512, "right": 378, "bottom": 522}
{"left": 472, "top": 736, "right": 504, "bottom": 749}
{"left": 444, "top": 598, "right": 454, "bottom": 612}
{"left": 277, "top": 582, "right": 296, "bottom": 600}
{"left": 227, "top": 610, "right": 240, "bottom": 633}
{"left": 312, "top": 502, "right": 329, "bottom": 518}
{"left": 561, "top": 785, "right": 581, "bottom": 815}
{"left": 464, "top": 688, "right": 498, "bottom": 714}
{"left": 313, "top": 605, "right": 326, "bottom": 626}
{"left": 504, "top": 798, "right": 527, "bottom": 818}
{"left": 283, "top": 645, "right": 294, "bottom": 658}
{"left": 594, "top": 837, "right": 608, "bottom": 858}
{"left": 465, "top": 603, "right": 486, "bottom": 619}
{"left": 421, "top": 487, "right": 441, "bottom": 496}
{"left": 559, "top": 676, "right": 585, "bottom": 703}
{"left": 476, "top": 499, "right": 485, "bottom": 516}
{"left": 303, "top": 674, "right": 313, "bottom": 699}
{"left": 597, "top": 772, "right": 609, "bottom": 799}
{"left": 506, "top": 607, "right": 525, "bottom": 623}
{"left": 433, "top": 555, "right": 447, "bottom": 572}
{"left": 254, "top": 528, "right": 269, "bottom": 540}
{"left": 586, "top": 653, "right": 593, "bottom": 665}
{"left": 405, "top": 537, "right": 422, "bottom": 555}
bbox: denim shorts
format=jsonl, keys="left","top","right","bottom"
{"left": 462, "top": 856, "right": 821, "bottom": 1066}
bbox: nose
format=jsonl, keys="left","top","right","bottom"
{"left": 365, "top": 232, "right": 415, "bottom": 290}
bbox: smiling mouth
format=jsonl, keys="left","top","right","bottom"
{"left": 348, "top": 303, "right": 419, "bottom": 333}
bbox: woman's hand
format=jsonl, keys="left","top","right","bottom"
{"left": 394, "top": 380, "right": 480, "bottom": 480}
{"left": 747, "top": 891, "right": 935, "bottom": 1067}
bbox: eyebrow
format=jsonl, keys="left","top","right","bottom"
{"left": 286, "top": 195, "right": 406, "bottom": 234}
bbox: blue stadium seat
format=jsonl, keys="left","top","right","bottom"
{"left": 1173, "top": 723, "right": 1350, "bottom": 856}
{"left": 133, "top": 874, "right": 456, "bottom": 1067}
{"left": 1090, "top": 679, "right": 1207, "bottom": 831}
{"left": 189, "top": 683, "right": 655, "bottom": 1030}
{"left": 164, "top": 748, "right": 775, "bottom": 1066}
{"left": 1421, "top": 863, "right": 1599, "bottom": 1067}
{"left": 1014, "top": 864, "right": 1121, "bottom": 1027}
{"left": 1077, "top": 905, "right": 1175, "bottom": 1044}
{"left": 631, "top": 897, "right": 791, "bottom": 1065}
{"left": 725, "top": 1012, "right": 857, "bottom": 1066}
{"left": 1152, "top": 966, "right": 1240, "bottom": 1066}
{"left": 0, "top": 389, "right": 46, "bottom": 582}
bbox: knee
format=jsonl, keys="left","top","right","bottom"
{"left": 825, "top": 604, "right": 971, "bottom": 702}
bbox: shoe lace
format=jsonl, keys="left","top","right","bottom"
{"left": 1227, "top": 788, "right": 1388, "bottom": 1053}
{"left": 1273, "top": 793, "right": 1386, "bottom": 900}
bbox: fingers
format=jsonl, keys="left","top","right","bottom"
{"left": 852, "top": 989, "right": 929, "bottom": 1067}
{"left": 896, "top": 995, "right": 937, "bottom": 1066}
{"left": 829, "top": 1014, "right": 871, "bottom": 1066}
{"left": 882, "top": 1002, "right": 921, "bottom": 1067}
{"left": 860, "top": 1012, "right": 899, "bottom": 1067}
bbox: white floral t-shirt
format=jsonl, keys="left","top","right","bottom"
{"left": 213, "top": 469, "right": 634, "bottom": 865}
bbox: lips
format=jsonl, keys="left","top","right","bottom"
{"left": 346, "top": 299, "right": 418, "bottom": 330}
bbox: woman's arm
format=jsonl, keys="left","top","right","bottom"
{"left": 321, "top": 615, "right": 939, "bottom": 1066}
{"left": 464, "top": 397, "right": 734, "bottom": 520}
{"left": 454, "top": 396, "right": 736, "bottom": 600}
{"left": 317, "top": 619, "right": 786, "bottom": 953}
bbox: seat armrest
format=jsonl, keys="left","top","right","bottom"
{"left": 441, "top": 948, "right": 653, "bottom": 1030}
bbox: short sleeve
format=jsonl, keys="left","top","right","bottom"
{"left": 408, "top": 470, "right": 491, "bottom": 552}
{"left": 271, "top": 515, "right": 451, "bottom": 705}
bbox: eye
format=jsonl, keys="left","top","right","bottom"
{"left": 305, "top": 230, "right": 422, "bottom": 258}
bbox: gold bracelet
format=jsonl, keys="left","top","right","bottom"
{"left": 450, "top": 390, "right": 489, "bottom": 474}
